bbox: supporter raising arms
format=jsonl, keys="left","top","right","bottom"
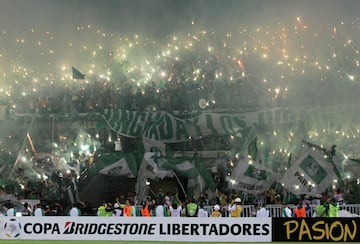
{"left": 228, "top": 198, "right": 242, "bottom": 217}
{"left": 169, "top": 195, "right": 182, "bottom": 217}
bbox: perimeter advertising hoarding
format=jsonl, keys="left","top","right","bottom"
{"left": 0, "top": 216, "right": 271, "bottom": 242}
{"left": 272, "top": 218, "right": 360, "bottom": 242}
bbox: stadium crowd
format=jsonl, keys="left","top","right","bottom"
{"left": 1, "top": 186, "right": 347, "bottom": 218}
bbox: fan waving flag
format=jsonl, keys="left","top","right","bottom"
{"left": 228, "top": 137, "right": 279, "bottom": 194}
{"left": 281, "top": 147, "right": 338, "bottom": 196}
{"left": 229, "top": 157, "right": 278, "bottom": 194}
{"left": 72, "top": 66, "right": 85, "bottom": 80}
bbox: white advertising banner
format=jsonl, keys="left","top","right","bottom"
{"left": 0, "top": 216, "right": 271, "bottom": 242}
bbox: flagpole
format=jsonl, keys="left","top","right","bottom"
{"left": 9, "top": 116, "right": 36, "bottom": 179}
{"left": 171, "top": 170, "right": 187, "bottom": 197}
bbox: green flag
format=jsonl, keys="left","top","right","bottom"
{"left": 248, "top": 137, "right": 259, "bottom": 161}
{"left": 91, "top": 152, "right": 138, "bottom": 177}
{"left": 72, "top": 66, "right": 85, "bottom": 80}
{"left": 193, "top": 153, "right": 217, "bottom": 191}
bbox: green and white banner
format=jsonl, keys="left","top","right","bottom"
{"left": 228, "top": 137, "right": 279, "bottom": 194}
{"left": 99, "top": 106, "right": 360, "bottom": 143}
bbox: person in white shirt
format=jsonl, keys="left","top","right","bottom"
{"left": 6, "top": 203, "right": 16, "bottom": 217}
{"left": 113, "top": 203, "right": 122, "bottom": 216}
{"left": 155, "top": 199, "right": 169, "bottom": 217}
{"left": 169, "top": 202, "right": 182, "bottom": 217}
{"left": 34, "top": 203, "right": 45, "bottom": 216}
{"left": 256, "top": 203, "right": 270, "bottom": 217}
{"left": 69, "top": 203, "right": 81, "bottom": 216}
{"left": 197, "top": 202, "right": 208, "bottom": 217}
{"left": 281, "top": 202, "right": 293, "bottom": 217}
{"left": 169, "top": 195, "right": 182, "bottom": 217}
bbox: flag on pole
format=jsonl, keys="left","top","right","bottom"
{"left": 228, "top": 137, "right": 278, "bottom": 194}
{"left": 135, "top": 138, "right": 167, "bottom": 200}
{"left": 135, "top": 138, "right": 216, "bottom": 200}
{"left": 72, "top": 66, "right": 85, "bottom": 80}
{"left": 281, "top": 146, "right": 338, "bottom": 196}
{"left": 302, "top": 140, "right": 344, "bottom": 188}
{"left": 91, "top": 152, "right": 138, "bottom": 178}
{"left": 99, "top": 158, "right": 135, "bottom": 177}
{"left": 193, "top": 153, "right": 217, "bottom": 192}
{"left": 229, "top": 157, "right": 277, "bottom": 194}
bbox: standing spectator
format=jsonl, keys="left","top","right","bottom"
{"left": 21, "top": 202, "right": 32, "bottom": 216}
{"left": 34, "top": 203, "right": 45, "bottom": 216}
{"left": 6, "top": 203, "right": 16, "bottom": 217}
{"left": 185, "top": 197, "right": 198, "bottom": 217}
{"left": 334, "top": 188, "right": 344, "bottom": 205}
{"left": 155, "top": 199, "right": 169, "bottom": 217}
{"left": 140, "top": 200, "right": 151, "bottom": 217}
{"left": 211, "top": 204, "right": 222, "bottom": 217}
{"left": 228, "top": 198, "right": 242, "bottom": 217}
{"left": 197, "top": 202, "right": 208, "bottom": 217}
{"left": 256, "top": 203, "right": 270, "bottom": 217}
{"left": 169, "top": 197, "right": 182, "bottom": 217}
{"left": 123, "top": 199, "right": 135, "bottom": 217}
{"left": 314, "top": 199, "right": 327, "bottom": 217}
{"left": 113, "top": 202, "right": 122, "bottom": 217}
{"left": 164, "top": 192, "right": 171, "bottom": 206}
{"left": 274, "top": 194, "right": 282, "bottom": 205}
{"left": 105, "top": 202, "right": 114, "bottom": 216}
{"left": 69, "top": 203, "right": 81, "bottom": 216}
{"left": 328, "top": 198, "right": 339, "bottom": 217}
{"left": 294, "top": 200, "right": 307, "bottom": 218}
{"left": 97, "top": 202, "right": 110, "bottom": 217}
{"left": 303, "top": 195, "right": 312, "bottom": 217}
{"left": 281, "top": 202, "right": 292, "bottom": 218}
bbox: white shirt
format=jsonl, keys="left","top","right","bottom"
{"left": 34, "top": 207, "right": 44, "bottom": 216}
{"left": 6, "top": 208, "right": 16, "bottom": 217}
{"left": 197, "top": 208, "right": 208, "bottom": 217}
{"left": 282, "top": 207, "right": 292, "bottom": 217}
{"left": 256, "top": 207, "right": 269, "bottom": 217}
{"left": 169, "top": 206, "right": 182, "bottom": 217}
{"left": 155, "top": 205, "right": 165, "bottom": 217}
{"left": 69, "top": 207, "right": 81, "bottom": 216}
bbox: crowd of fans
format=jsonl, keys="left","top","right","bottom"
{"left": 1, "top": 186, "right": 352, "bottom": 218}
{"left": 6, "top": 74, "right": 274, "bottom": 118}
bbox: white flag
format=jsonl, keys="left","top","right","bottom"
{"left": 229, "top": 158, "right": 278, "bottom": 195}
{"left": 282, "top": 148, "right": 337, "bottom": 196}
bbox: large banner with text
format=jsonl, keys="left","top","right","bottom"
{"left": 1, "top": 216, "right": 271, "bottom": 242}
{"left": 99, "top": 106, "right": 360, "bottom": 142}
{"left": 2, "top": 216, "right": 360, "bottom": 242}
{"left": 272, "top": 218, "right": 360, "bottom": 242}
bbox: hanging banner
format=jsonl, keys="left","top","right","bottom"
{"left": 99, "top": 106, "right": 360, "bottom": 143}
